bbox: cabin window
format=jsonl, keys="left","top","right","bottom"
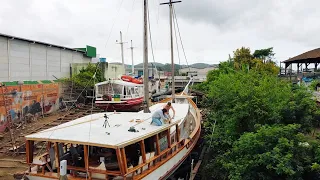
{"left": 124, "top": 142, "right": 141, "bottom": 168}
{"left": 112, "top": 85, "right": 123, "bottom": 95}
{"left": 88, "top": 146, "right": 120, "bottom": 172}
{"left": 171, "top": 134, "right": 175, "bottom": 143}
{"left": 134, "top": 87, "right": 139, "bottom": 95}
{"left": 159, "top": 131, "right": 168, "bottom": 152}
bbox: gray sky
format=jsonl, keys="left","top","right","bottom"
{"left": 0, "top": 0, "right": 319, "bottom": 65}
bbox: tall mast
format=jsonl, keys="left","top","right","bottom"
{"left": 117, "top": 31, "right": 126, "bottom": 71}
{"left": 143, "top": 0, "right": 150, "bottom": 113}
{"left": 161, "top": 0, "right": 181, "bottom": 102}
{"left": 130, "top": 40, "right": 135, "bottom": 75}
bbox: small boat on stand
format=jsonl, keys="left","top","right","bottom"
{"left": 95, "top": 77, "right": 144, "bottom": 112}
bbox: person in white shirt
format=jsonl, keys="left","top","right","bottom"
{"left": 151, "top": 108, "right": 170, "bottom": 126}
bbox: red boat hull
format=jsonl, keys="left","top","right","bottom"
{"left": 95, "top": 97, "right": 144, "bottom": 112}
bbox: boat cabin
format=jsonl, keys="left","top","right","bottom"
{"left": 24, "top": 100, "right": 201, "bottom": 180}
{"left": 95, "top": 80, "right": 143, "bottom": 101}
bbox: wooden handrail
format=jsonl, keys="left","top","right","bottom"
{"left": 125, "top": 142, "right": 179, "bottom": 176}
{"left": 67, "top": 166, "right": 121, "bottom": 176}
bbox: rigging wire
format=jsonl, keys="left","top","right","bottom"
{"left": 105, "top": 0, "right": 125, "bottom": 48}
{"left": 124, "top": 0, "right": 136, "bottom": 40}
{"left": 172, "top": 8, "right": 181, "bottom": 69}
{"left": 86, "top": 64, "right": 100, "bottom": 179}
{"left": 172, "top": 5, "right": 190, "bottom": 72}
{"left": 147, "top": 0, "right": 158, "bottom": 72}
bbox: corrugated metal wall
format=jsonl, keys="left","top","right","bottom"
{"left": 0, "top": 36, "right": 91, "bottom": 82}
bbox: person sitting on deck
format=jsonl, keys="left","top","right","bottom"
{"left": 151, "top": 108, "right": 171, "bottom": 126}
{"left": 163, "top": 102, "right": 176, "bottom": 119}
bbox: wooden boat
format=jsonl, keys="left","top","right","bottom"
{"left": 95, "top": 80, "right": 144, "bottom": 112}
{"left": 22, "top": 89, "right": 201, "bottom": 180}
{"left": 21, "top": 1, "right": 201, "bottom": 179}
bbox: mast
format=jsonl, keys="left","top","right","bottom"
{"left": 130, "top": 40, "right": 135, "bottom": 75}
{"left": 160, "top": 0, "right": 181, "bottom": 102}
{"left": 117, "top": 31, "right": 126, "bottom": 71}
{"left": 143, "top": 0, "right": 150, "bottom": 113}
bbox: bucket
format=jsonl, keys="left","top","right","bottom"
{"left": 99, "top": 58, "right": 106, "bottom": 62}
{"left": 113, "top": 94, "right": 120, "bottom": 101}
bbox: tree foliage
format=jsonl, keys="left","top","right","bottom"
{"left": 63, "top": 63, "right": 105, "bottom": 87}
{"left": 224, "top": 124, "right": 320, "bottom": 180}
{"left": 198, "top": 46, "right": 320, "bottom": 179}
{"left": 253, "top": 47, "right": 275, "bottom": 62}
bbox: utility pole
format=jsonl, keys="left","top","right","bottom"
{"left": 143, "top": 0, "right": 150, "bottom": 113}
{"left": 129, "top": 40, "right": 135, "bottom": 75}
{"left": 160, "top": 0, "right": 181, "bottom": 103}
{"left": 116, "top": 31, "right": 127, "bottom": 72}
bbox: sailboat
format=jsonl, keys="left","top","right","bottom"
{"left": 21, "top": 0, "right": 201, "bottom": 179}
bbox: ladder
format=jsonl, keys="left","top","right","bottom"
{"left": 0, "top": 84, "right": 17, "bottom": 154}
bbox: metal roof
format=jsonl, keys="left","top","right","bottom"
{"left": 283, "top": 48, "right": 320, "bottom": 63}
{"left": 0, "top": 33, "right": 86, "bottom": 53}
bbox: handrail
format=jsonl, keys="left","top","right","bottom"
{"left": 67, "top": 165, "right": 121, "bottom": 176}
{"left": 125, "top": 141, "right": 180, "bottom": 176}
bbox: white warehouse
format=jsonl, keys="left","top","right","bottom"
{"left": 0, "top": 33, "right": 94, "bottom": 82}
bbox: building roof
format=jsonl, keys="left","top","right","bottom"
{"left": 0, "top": 33, "right": 86, "bottom": 53}
{"left": 25, "top": 103, "right": 188, "bottom": 148}
{"left": 283, "top": 48, "right": 320, "bottom": 63}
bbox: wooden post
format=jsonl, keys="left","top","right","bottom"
{"left": 140, "top": 140, "right": 147, "bottom": 163}
{"left": 47, "top": 142, "right": 52, "bottom": 151}
{"left": 26, "top": 140, "right": 34, "bottom": 165}
{"left": 54, "top": 142, "right": 60, "bottom": 174}
{"left": 167, "top": 129, "right": 171, "bottom": 148}
{"left": 116, "top": 148, "right": 124, "bottom": 175}
{"left": 155, "top": 134, "right": 160, "bottom": 155}
{"left": 121, "top": 148, "right": 128, "bottom": 174}
{"left": 84, "top": 145, "right": 90, "bottom": 179}
{"left": 176, "top": 124, "right": 180, "bottom": 142}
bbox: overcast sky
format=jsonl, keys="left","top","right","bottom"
{"left": 0, "top": 0, "right": 319, "bottom": 66}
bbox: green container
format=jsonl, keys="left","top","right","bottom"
{"left": 113, "top": 94, "right": 120, "bottom": 101}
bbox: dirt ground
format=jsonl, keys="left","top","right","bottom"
{"left": 0, "top": 156, "right": 27, "bottom": 180}
{"left": 0, "top": 112, "right": 63, "bottom": 180}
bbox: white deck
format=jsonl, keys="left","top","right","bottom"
{"left": 25, "top": 103, "right": 189, "bottom": 148}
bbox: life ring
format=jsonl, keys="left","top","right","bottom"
{"left": 121, "top": 75, "right": 133, "bottom": 82}
{"left": 132, "top": 78, "right": 143, "bottom": 84}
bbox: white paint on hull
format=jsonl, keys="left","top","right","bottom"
{"left": 26, "top": 175, "right": 56, "bottom": 180}
{"left": 142, "top": 147, "right": 190, "bottom": 180}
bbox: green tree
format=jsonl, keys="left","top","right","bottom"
{"left": 192, "top": 60, "right": 234, "bottom": 93}
{"left": 64, "top": 63, "right": 105, "bottom": 87}
{"left": 223, "top": 124, "right": 320, "bottom": 180}
{"left": 201, "top": 70, "right": 320, "bottom": 179}
{"left": 233, "top": 47, "right": 253, "bottom": 70}
{"left": 253, "top": 47, "right": 275, "bottom": 63}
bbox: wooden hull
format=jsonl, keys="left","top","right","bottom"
{"left": 23, "top": 97, "right": 201, "bottom": 180}
{"left": 145, "top": 126, "right": 201, "bottom": 180}
{"left": 95, "top": 97, "right": 144, "bottom": 112}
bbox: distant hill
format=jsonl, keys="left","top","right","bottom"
{"left": 189, "top": 63, "right": 216, "bottom": 69}
{"left": 134, "top": 62, "right": 165, "bottom": 68}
